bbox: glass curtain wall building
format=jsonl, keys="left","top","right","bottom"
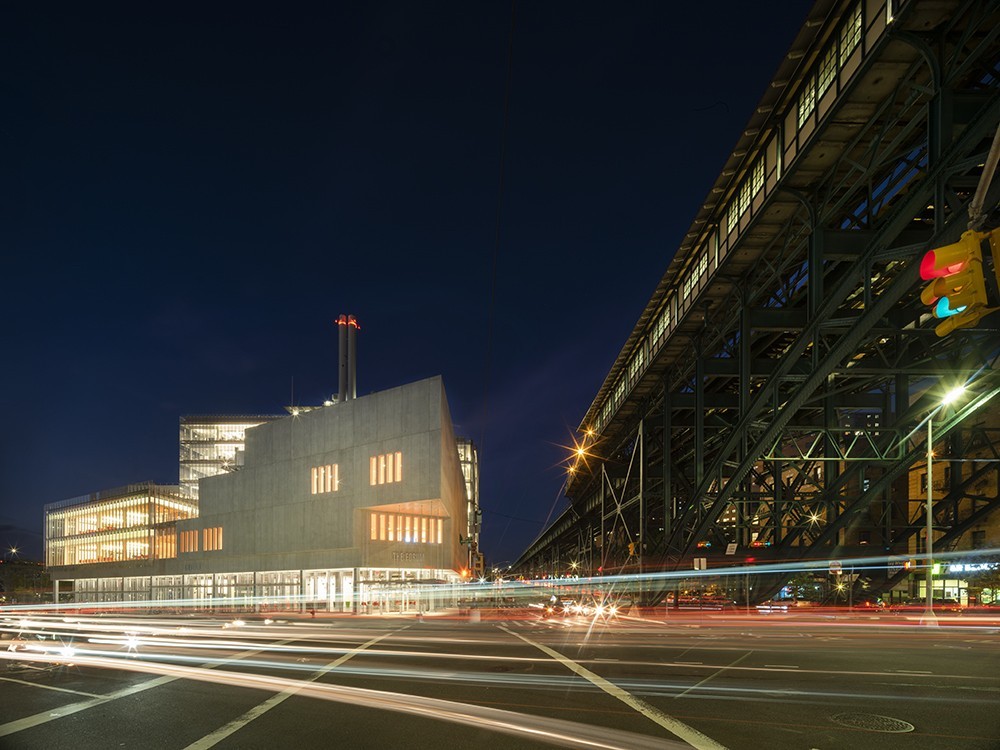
{"left": 456, "top": 438, "right": 483, "bottom": 575}
{"left": 179, "top": 415, "right": 283, "bottom": 498}
{"left": 45, "top": 483, "right": 198, "bottom": 569}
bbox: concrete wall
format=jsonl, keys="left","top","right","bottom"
{"left": 173, "top": 376, "right": 467, "bottom": 575}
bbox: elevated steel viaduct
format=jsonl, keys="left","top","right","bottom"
{"left": 514, "top": 0, "right": 1000, "bottom": 605}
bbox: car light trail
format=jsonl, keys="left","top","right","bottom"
{"left": 0, "top": 650, "right": 687, "bottom": 750}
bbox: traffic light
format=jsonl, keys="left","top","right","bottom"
{"left": 919, "top": 229, "right": 1000, "bottom": 336}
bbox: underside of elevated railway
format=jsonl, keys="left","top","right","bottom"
{"left": 515, "top": 0, "right": 1000, "bottom": 606}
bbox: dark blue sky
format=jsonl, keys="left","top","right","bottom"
{"left": 2, "top": 3, "right": 809, "bottom": 564}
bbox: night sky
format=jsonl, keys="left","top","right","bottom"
{"left": 2, "top": 3, "right": 810, "bottom": 565}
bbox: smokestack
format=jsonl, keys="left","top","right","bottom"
{"left": 347, "top": 315, "right": 359, "bottom": 400}
{"left": 337, "top": 315, "right": 348, "bottom": 403}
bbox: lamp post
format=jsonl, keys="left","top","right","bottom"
{"left": 923, "top": 386, "right": 965, "bottom": 626}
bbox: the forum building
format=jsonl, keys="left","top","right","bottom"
{"left": 44, "top": 317, "right": 473, "bottom": 613}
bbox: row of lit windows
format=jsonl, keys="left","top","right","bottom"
{"left": 154, "top": 532, "right": 176, "bottom": 560}
{"left": 70, "top": 540, "right": 149, "bottom": 564}
{"left": 369, "top": 513, "right": 443, "bottom": 544}
{"left": 798, "top": 3, "right": 862, "bottom": 128}
{"left": 46, "top": 526, "right": 221, "bottom": 566}
{"left": 311, "top": 464, "right": 340, "bottom": 494}
{"left": 370, "top": 452, "right": 403, "bottom": 485}
{"left": 179, "top": 530, "right": 199, "bottom": 553}
{"left": 204, "top": 527, "right": 223, "bottom": 551}
{"left": 590, "top": 0, "right": 877, "bottom": 438}
{"left": 47, "top": 498, "right": 198, "bottom": 537}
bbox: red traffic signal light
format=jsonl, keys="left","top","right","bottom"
{"left": 919, "top": 229, "right": 999, "bottom": 336}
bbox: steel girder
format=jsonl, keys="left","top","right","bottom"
{"left": 515, "top": 2, "right": 1000, "bottom": 602}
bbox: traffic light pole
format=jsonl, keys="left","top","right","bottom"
{"left": 968, "top": 125, "right": 1000, "bottom": 231}
{"left": 923, "top": 415, "right": 937, "bottom": 627}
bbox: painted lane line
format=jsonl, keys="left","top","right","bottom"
{"left": 185, "top": 627, "right": 406, "bottom": 750}
{"left": 0, "top": 639, "right": 296, "bottom": 738}
{"left": 498, "top": 625, "right": 728, "bottom": 750}
{"left": 763, "top": 664, "right": 800, "bottom": 669}
{"left": 673, "top": 652, "right": 753, "bottom": 700}
{"left": 0, "top": 676, "right": 102, "bottom": 697}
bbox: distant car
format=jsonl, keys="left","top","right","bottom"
{"left": 853, "top": 596, "right": 885, "bottom": 611}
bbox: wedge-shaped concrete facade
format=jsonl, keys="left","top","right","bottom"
{"left": 47, "top": 376, "right": 471, "bottom": 612}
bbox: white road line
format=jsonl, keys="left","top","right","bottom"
{"left": 0, "top": 639, "right": 295, "bottom": 738}
{"left": 0, "top": 675, "right": 102, "bottom": 697}
{"left": 674, "top": 652, "right": 753, "bottom": 700}
{"left": 185, "top": 627, "right": 404, "bottom": 749}
{"left": 763, "top": 664, "right": 800, "bottom": 669}
{"left": 498, "top": 625, "right": 728, "bottom": 750}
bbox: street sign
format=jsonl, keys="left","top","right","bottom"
{"left": 829, "top": 560, "right": 842, "bottom": 574}
{"left": 725, "top": 543, "right": 737, "bottom": 556}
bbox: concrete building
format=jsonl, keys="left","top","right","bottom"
{"left": 45, "top": 319, "right": 474, "bottom": 613}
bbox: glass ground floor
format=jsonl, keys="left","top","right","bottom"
{"left": 57, "top": 566, "right": 462, "bottom": 614}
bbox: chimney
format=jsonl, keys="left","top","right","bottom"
{"left": 337, "top": 315, "right": 348, "bottom": 403}
{"left": 347, "top": 315, "right": 359, "bottom": 400}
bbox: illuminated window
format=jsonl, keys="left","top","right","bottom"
{"left": 797, "top": 76, "right": 816, "bottom": 128}
{"left": 203, "top": 527, "right": 223, "bottom": 551}
{"left": 839, "top": 2, "right": 862, "bottom": 65}
{"left": 370, "top": 453, "right": 404, "bottom": 485}
{"left": 652, "top": 304, "right": 670, "bottom": 346}
{"left": 311, "top": 464, "right": 339, "bottom": 494}
{"left": 369, "top": 513, "right": 444, "bottom": 545}
{"left": 155, "top": 531, "right": 176, "bottom": 560}
{"left": 818, "top": 45, "right": 837, "bottom": 98}
{"left": 180, "top": 530, "right": 199, "bottom": 553}
{"left": 751, "top": 160, "right": 764, "bottom": 199}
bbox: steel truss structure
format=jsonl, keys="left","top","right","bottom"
{"left": 515, "top": 0, "right": 1000, "bottom": 604}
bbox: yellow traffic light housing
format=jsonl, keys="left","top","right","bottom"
{"left": 919, "top": 229, "right": 999, "bottom": 336}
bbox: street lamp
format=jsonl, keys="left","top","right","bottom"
{"left": 924, "top": 385, "right": 965, "bottom": 625}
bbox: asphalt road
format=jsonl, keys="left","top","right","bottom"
{"left": 2, "top": 609, "right": 999, "bottom": 749}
